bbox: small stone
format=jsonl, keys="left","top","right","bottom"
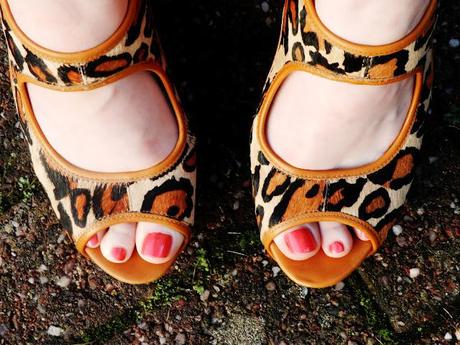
{"left": 429, "top": 230, "right": 437, "bottom": 242}
{"left": 57, "top": 233, "right": 66, "bottom": 244}
{"left": 175, "top": 333, "right": 186, "bottom": 345}
{"left": 56, "top": 276, "right": 71, "bottom": 288}
{"left": 272, "top": 266, "right": 281, "bottom": 277}
{"left": 409, "top": 268, "right": 420, "bottom": 278}
{"left": 428, "top": 156, "right": 439, "bottom": 164}
{"left": 300, "top": 287, "right": 309, "bottom": 298}
{"left": 403, "top": 215, "right": 414, "bottom": 222}
{"left": 335, "top": 281, "right": 345, "bottom": 291}
{"left": 200, "top": 290, "right": 210, "bottom": 302}
{"left": 265, "top": 281, "right": 276, "bottom": 291}
{"left": 11, "top": 221, "right": 19, "bottom": 228}
{"left": 416, "top": 208, "right": 424, "bottom": 215}
{"left": 47, "top": 326, "right": 64, "bottom": 337}
{"left": 449, "top": 38, "right": 460, "bottom": 48}
{"left": 261, "top": 1, "right": 270, "bottom": 13}
{"left": 444, "top": 332, "right": 453, "bottom": 341}
{"left": 392, "top": 224, "right": 403, "bottom": 236}
{"left": 348, "top": 341, "right": 358, "bottom": 345}
{"left": 37, "top": 264, "right": 47, "bottom": 272}
{"left": 0, "top": 324, "right": 8, "bottom": 336}
{"left": 232, "top": 200, "right": 240, "bottom": 210}
{"left": 455, "top": 329, "right": 460, "bottom": 340}
{"left": 159, "top": 337, "right": 167, "bottom": 345}
{"left": 261, "top": 260, "right": 269, "bottom": 267}
{"left": 396, "top": 236, "right": 407, "bottom": 247}
{"left": 28, "top": 277, "right": 34, "bottom": 284}
{"left": 37, "top": 304, "right": 46, "bottom": 314}
{"left": 39, "top": 276, "right": 48, "bottom": 284}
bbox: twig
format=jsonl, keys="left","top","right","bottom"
{"left": 226, "top": 250, "right": 247, "bottom": 256}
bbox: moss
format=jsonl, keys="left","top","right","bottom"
{"left": 192, "top": 248, "right": 210, "bottom": 296}
{"left": 350, "top": 277, "right": 399, "bottom": 345}
{"left": 77, "top": 309, "right": 136, "bottom": 344}
{"left": 140, "top": 276, "right": 186, "bottom": 311}
{"left": 17, "top": 176, "right": 37, "bottom": 203}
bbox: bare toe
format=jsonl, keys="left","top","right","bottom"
{"left": 319, "top": 221, "right": 353, "bottom": 258}
{"left": 273, "top": 223, "right": 321, "bottom": 261}
{"left": 354, "top": 228, "right": 370, "bottom": 241}
{"left": 86, "top": 229, "right": 106, "bottom": 249}
{"left": 99, "top": 223, "right": 136, "bottom": 263}
{"left": 136, "top": 222, "right": 184, "bottom": 264}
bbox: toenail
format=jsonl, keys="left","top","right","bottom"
{"left": 87, "top": 234, "right": 99, "bottom": 247}
{"left": 329, "top": 241, "right": 345, "bottom": 254}
{"left": 111, "top": 247, "right": 127, "bottom": 261}
{"left": 284, "top": 228, "right": 316, "bottom": 254}
{"left": 142, "top": 232, "right": 173, "bottom": 258}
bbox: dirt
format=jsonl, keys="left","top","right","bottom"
{"left": 0, "top": 1, "right": 459, "bottom": 344}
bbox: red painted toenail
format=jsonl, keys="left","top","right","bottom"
{"left": 329, "top": 241, "right": 345, "bottom": 254}
{"left": 111, "top": 247, "right": 127, "bottom": 261}
{"left": 284, "top": 228, "right": 316, "bottom": 254}
{"left": 87, "top": 235, "right": 99, "bottom": 247}
{"left": 142, "top": 232, "right": 173, "bottom": 258}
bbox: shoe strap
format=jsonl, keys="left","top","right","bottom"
{"left": 270, "top": 0, "right": 437, "bottom": 84}
{"left": 0, "top": 0, "right": 163, "bottom": 88}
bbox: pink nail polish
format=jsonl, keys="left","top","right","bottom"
{"left": 111, "top": 247, "right": 127, "bottom": 261}
{"left": 142, "top": 232, "right": 173, "bottom": 258}
{"left": 87, "top": 234, "right": 99, "bottom": 247}
{"left": 284, "top": 228, "right": 317, "bottom": 254}
{"left": 329, "top": 241, "right": 345, "bottom": 254}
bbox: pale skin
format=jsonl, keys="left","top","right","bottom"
{"left": 7, "top": 0, "right": 430, "bottom": 265}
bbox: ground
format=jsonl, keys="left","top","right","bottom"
{"left": 0, "top": 1, "right": 459, "bottom": 344}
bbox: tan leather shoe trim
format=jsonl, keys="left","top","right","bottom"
{"left": 75, "top": 212, "right": 191, "bottom": 255}
{"left": 0, "top": 0, "right": 139, "bottom": 63}
{"left": 305, "top": 0, "right": 437, "bottom": 56}
{"left": 261, "top": 211, "right": 380, "bottom": 257}
{"left": 86, "top": 248, "right": 180, "bottom": 285}
{"left": 17, "top": 61, "right": 188, "bottom": 182}
{"left": 256, "top": 65, "right": 423, "bottom": 179}
{"left": 261, "top": 211, "right": 377, "bottom": 288}
{"left": 270, "top": 239, "right": 371, "bottom": 288}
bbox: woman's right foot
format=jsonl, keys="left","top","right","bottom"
{"left": 268, "top": 0, "right": 430, "bottom": 260}
{"left": 8, "top": 0, "right": 185, "bottom": 264}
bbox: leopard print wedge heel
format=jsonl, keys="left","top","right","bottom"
{"left": 0, "top": 0, "right": 197, "bottom": 284}
{"left": 250, "top": 0, "right": 437, "bottom": 288}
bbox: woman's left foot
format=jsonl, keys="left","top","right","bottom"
{"left": 268, "top": 0, "right": 430, "bottom": 260}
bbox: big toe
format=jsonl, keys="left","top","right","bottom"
{"left": 99, "top": 223, "right": 136, "bottom": 263}
{"left": 273, "top": 223, "right": 321, "bottom": 261}
{"left": 319, "top": 221, "right": 353, "bottom": 258}
{"left": 136, "top": 222, "right": 184, "bottom": 264}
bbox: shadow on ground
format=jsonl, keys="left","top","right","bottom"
{"left": 0, "top": 1, "right": 459, "bottom": 344}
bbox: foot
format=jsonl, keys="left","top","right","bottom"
{"left": 268, "top": 0, "right": 429, "bottom": 260}
{"left": 8, "top": 0, "right": 185, "bottom": 264}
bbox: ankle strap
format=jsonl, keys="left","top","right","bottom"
{"left": 273, "top": 0, "right": 437, "bottom": 83}
{"left": 0, "top": 0, "right": 163, "bottom": 88}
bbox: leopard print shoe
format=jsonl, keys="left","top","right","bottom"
{"left": 0, "top": 0, "right": 196, "bottom": 284}
{"left": 250, "top": 0, "right": 437, "bottom": 287}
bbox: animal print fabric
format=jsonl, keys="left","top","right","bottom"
{"left": 251, "top": 0, "right": 436, "bottom": 246}
{"left": 1, "top": 0, "right": 197, "bottom": 248}
{"left": 1, "top": 0, "right": 164, "bottom": 87}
